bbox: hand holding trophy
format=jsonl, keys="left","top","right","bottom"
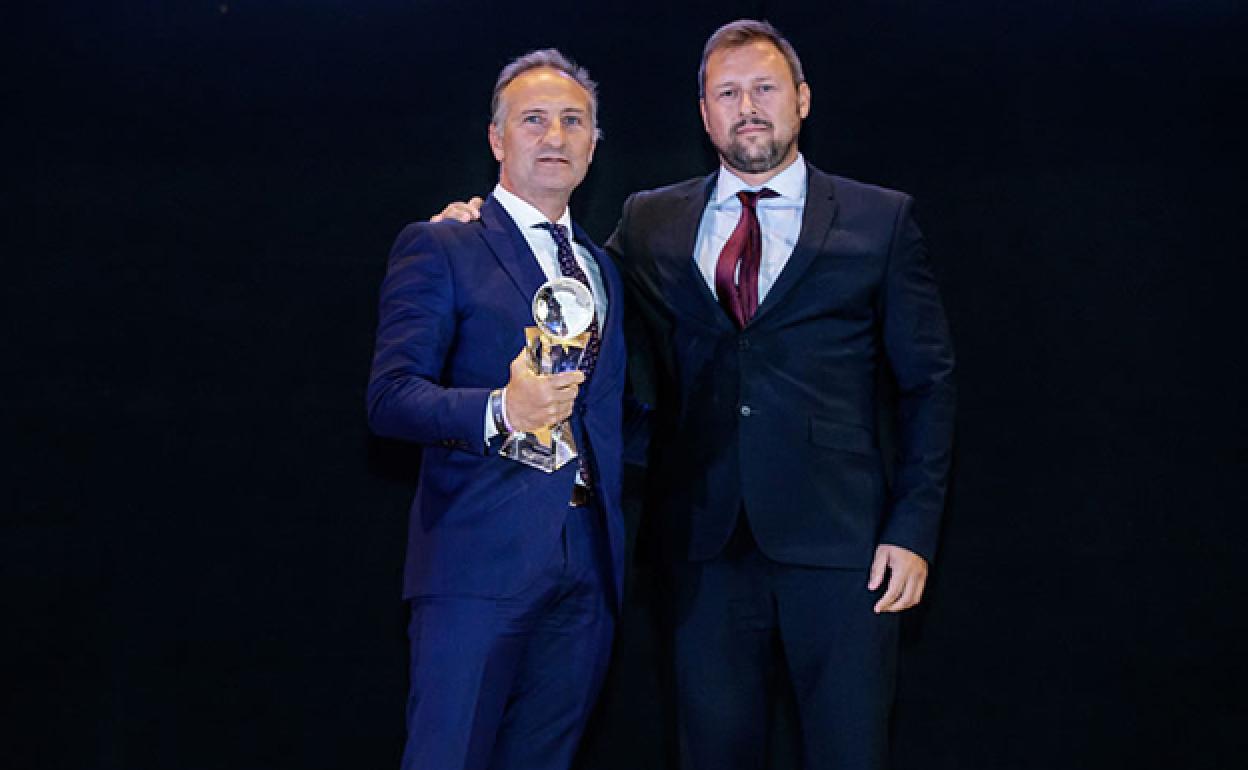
{"left": 500, "top": 276, "right": 596, "bottom": 472}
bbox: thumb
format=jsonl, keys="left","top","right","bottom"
{"left": 554, "top": 369, "right": 586, "bottom": 386}
{"left": 510, "top": 349, "right": 532, "bottom": 377}
{"left": 867, "top": 546, "right": 889, "bottom": 591}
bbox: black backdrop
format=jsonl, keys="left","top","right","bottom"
{"left": 6, "top": 2, "right": 1247, "bottom": 768}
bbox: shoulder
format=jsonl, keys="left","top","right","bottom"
{"left": 805, "top": 166, "right": 917, "bottom": 237}
{"left": 811, "top": 166, "right": 913, "bottom": 212}
{"left": 389, "top": 218, "right": 486, "bottom": 259}
{"left": 622, "top": 174, "right": 712, "bottom": 215}
{"left": 632, "top": 173, "right": 711, "bottom": 200}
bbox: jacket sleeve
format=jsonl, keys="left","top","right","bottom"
{"left": 606, "top": 194, "right": 661, "bottom": 466}
{"left": 366, "top": 223, "right": 491, "bottom": 454}
{"left": 877, "top": 196, "right": 957, "bottom": 563}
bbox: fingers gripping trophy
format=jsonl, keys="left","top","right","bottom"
{"left": 501, "top": 276, "right": 596, "bottom": 472}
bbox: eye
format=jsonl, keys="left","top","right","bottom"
{"left": 562, "top": 114, "right": 584, "bottom": 126}
{"left": 522, "top": 114, "right": 544, "bottom": 125}
{"left": 717, "top": 87, "right": 737, "bottom": 100}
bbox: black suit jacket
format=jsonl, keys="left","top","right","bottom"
{"left": 607, "top": 162, "right": 955, "bottom": 568}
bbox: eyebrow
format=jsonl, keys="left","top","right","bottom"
{"left": 712, "top": 75, "right": 779, "bottom": 88}
{"left": 517, "top": 106, "right": 588, "bottom": 115}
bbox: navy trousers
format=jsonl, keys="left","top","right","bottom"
{"left": 400, "top": 503, "right": 615, "bottom": 770}
{"left": 673, "top": 520, "right": 900, "bottom": 770}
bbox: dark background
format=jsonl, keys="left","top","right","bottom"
{"left": 5, "top": 1, "right": 1247, "bottom": 768}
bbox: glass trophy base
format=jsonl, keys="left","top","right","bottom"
{"left": 500, "top": 424, "right": 578, "bottom": 473}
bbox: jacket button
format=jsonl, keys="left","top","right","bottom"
{"left": 740, "top": 405, "right": 752, "bottom": 417}
{"left": 739, "top": 337, "right": 750, "bottom": 351}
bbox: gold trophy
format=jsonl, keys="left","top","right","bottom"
{"left": 500, "top": 277, "right": 595, "bottom": 472}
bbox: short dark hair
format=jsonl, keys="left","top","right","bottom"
{"left": 698, "top": 19, "right": 806, "bottom": 98}
{"left": 491, "top": 48, "right": 601, "bottom": 139}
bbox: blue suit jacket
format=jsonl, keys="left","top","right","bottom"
{"left": 368, "top": 196, "right": 627, "bottom": 606}
{"left": 608, "top": 163, "right": 956, "bottom": 567}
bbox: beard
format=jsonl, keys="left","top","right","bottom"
{"left": 719, "top": 118, "right": 797, "bottom": 174}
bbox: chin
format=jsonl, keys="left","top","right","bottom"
{"left": 728, "top": 150, "right": 781, "bottom": 173}
{"left": 535, "top": 165, "right": 575, "bottom": 179}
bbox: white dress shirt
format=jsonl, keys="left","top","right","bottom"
{"left": 484, "top": 184, "right": 608, "bottom": 441}
{"left": 693, "top": 153, "right": 807, "bottom": 304}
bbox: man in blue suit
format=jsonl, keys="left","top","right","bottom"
{"left": 367, "top": 49, "right": 627, "bottom": 770}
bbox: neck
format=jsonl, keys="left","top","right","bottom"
{"left": 533, "top": 199, "right": 568, "bottom": 223}
{"left": 498, "top": 180, "right": 568, "bottom": 223}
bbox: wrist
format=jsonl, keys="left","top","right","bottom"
{"left": 490, "top": 387, "right": 513, "bottom": 434}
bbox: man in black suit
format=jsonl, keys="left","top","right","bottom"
{"left": 434, "top": 19, "right": 955, "bottom": 769}
{"left": 606, "top": 20, "right": 955, "bottom": 769}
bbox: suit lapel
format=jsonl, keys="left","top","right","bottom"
{"left": 478, "top": 196, "right": 548, "bottom": 305}
{"left": 749, "top": 163, "right": 840, "bottom": 326}
{"left": 667, "top": 174, "right": 734, "bottom": 330}
{"left": 572, "top": 222, "right": 613, "bottom": 324}
{"left": 572, "top": 226, "right": 623, "bottom": 400}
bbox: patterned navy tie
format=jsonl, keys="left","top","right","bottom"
{"left": 535, "top": 222, "right": 600, "bottom": 377}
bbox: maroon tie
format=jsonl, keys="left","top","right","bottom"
{"left": 714, "top": 188, "right": 778, "bottom": 328}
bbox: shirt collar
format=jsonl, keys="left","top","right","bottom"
{"left": 491, "top": 184, "right": 574, "bottom": 234}
{"left": 711, "top": 152, "right": 806, "bottom": 207}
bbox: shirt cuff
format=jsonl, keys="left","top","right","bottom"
{"left": 485, "top": 387, "right": 511, "bottom": 442}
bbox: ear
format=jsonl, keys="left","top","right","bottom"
{"left": 488, "top": 122, "right": 504, "bottom": 162}
{"left": 797, "top": 82, "right": 811, "bottom": 120}
{"left": 699, "top": 98, "right": 710, "bottom": 134}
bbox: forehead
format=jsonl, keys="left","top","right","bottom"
{"left": 500, "top": 67, "right": 592, "bottom": 111}
{"left": 705, "top": 40, "right": 789, "bottom": 83}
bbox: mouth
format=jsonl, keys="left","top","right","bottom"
{"left": 537, "top": 156, "right": 570, "bottom": 165}
{"left": 734, "top": 119, "right": 772, "bottom": 136}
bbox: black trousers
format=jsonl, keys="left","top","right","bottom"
{"left": 672, "top": 520, "right": 900, "bottom": 770}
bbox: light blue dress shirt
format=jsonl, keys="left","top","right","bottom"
{"left": 693, "top": 154, "right": 807, "bottom": 304}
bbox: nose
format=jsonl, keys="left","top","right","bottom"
{"left": 739, "top": 90, "right": 758, "bottom": 116}
{"left": 543, "top": 120, "right": 566, "bottom": 147}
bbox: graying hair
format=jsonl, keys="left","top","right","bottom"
{"left": 698, "top": 19, "right": 806, "bottom": 98}
{"left": 491, "top": 48, "right": 602, "bottom": 140}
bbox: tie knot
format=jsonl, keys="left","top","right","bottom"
{"left": 736, "top": 187, "right": 778, "bottom": 210}
{"left": 536, "top": 221, "right": 571, "bottom": 246}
